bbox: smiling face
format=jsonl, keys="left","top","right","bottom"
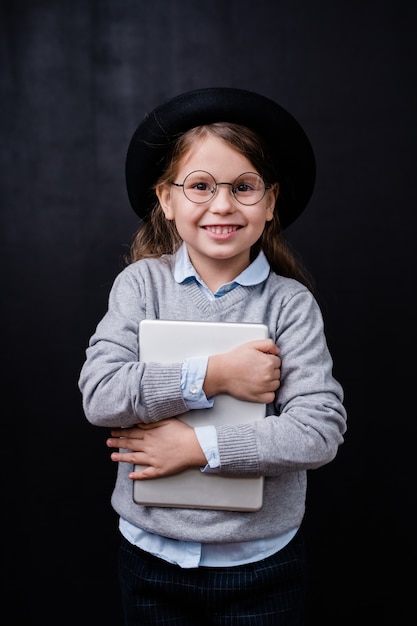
{"left": 156, "top": 134, "right": 277, "bottom": 287}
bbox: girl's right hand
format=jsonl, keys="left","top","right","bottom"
{"left": 203, "top": 339, "right": 281, "bottom": 404}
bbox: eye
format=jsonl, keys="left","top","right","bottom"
{"left": 235, "top": 182, "right": 255, "bottom": 193}
{"left": 184, "top": 171, "right": 216, "bottom": 196}
{"left": 233, "top": 173, "right": 264, "bottom": 196}
{"left": 192, "top": 181, "right": 212, "bottom": 192}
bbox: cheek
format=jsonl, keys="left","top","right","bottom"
{"left": 173, "top": 211, "right": 198, "bottom": 232}
{"left": 256, "top": 208, "right": 274, "bottom": 230}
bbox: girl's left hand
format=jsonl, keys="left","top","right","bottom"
{"left": 106, "top": 420, "right": 207, "bottom": 479}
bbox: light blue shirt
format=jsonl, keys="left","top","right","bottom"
{"left": 120, "top": 243, "right": 298, "bottom": 567}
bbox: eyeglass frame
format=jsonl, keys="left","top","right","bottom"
{"left": 171, "top": 170, "right": 272, "bottom": 206}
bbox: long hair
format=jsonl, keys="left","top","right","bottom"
{"left": 126, "top": 122, "right": 315, "bottom": 291}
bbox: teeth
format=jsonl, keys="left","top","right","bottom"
{"left": 206, "top": 226, "right": 238, "bottom": 234}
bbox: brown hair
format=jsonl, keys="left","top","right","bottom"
{"left": 126, "top": 122, "right": 315, "bottom": 291}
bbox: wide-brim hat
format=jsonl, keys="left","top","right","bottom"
{"left": 125, "top": 87, "right": 316, "bottom": 229}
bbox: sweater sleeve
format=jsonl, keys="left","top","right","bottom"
{"left": 78, "top": 268, "right": 187, "bottom": 428}
{"left": 216, "top": 289, "right": 347, "bottom": 476}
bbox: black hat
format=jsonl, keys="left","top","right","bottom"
{"left": 125, "top": 87, "right": 316, "bottom": 229}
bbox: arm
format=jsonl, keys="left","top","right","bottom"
{"left": 78, "top": 268, "right": 187, "bottom": 428}
{"left": 216, "top": 290, "right": 347, "bottom": 476}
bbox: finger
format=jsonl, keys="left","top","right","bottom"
{"left": 263, "top": 339, "right": 280, "bottom": 355}
{"left": 270, "top": 355, "right": 281, "bottom": 368}
{"left": 110, "top": 450, "right": 147, "bottom": 464}
{"left": 106, "top": 435, "right": 143, "bottom": 449}
{"left": 106, "top": 437, "right": 123, "bottom": 448}
{"left": 129, "top": 466, "right": 159, "bottom": 480}
{"left": 245, "top": 338, "right": 278, "bottom": 354}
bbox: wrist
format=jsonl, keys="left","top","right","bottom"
{"left": 203, "top": 354, "right": 226, "bottom": 397}
{"left": 187, "top": 427, "right": 208, "bottom": 467}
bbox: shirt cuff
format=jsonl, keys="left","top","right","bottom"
{"left": 181, "top": 356, "right": 213, "bottom": 409}
{"left": 194, "top": 425, "right": 220, "bottom": 473}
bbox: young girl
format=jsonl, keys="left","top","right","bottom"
{"left": 79, "top": 87, "right": 347, "bottom": 625}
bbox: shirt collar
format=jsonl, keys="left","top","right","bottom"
{"left": 173, "top": 242, "right": 270, "bottom": 289}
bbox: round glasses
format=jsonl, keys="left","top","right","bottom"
{"left": 171, "top": 170, "right": 271, "bottom": 206}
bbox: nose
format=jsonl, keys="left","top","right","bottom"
{"left": 209, "top": 183, "right": 236, "bottom": 212}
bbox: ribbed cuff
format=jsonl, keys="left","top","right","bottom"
{"left": 142, "top": 362, "right": 188, "bottom": 421}
{"left": 216, "top": 423, "right": 260, "bottom": 474}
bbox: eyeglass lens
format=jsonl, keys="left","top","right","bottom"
{"left": 181, "top": 170, "right": 267, "bottom": 205}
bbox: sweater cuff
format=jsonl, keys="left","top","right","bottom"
{"left": 216, "top": 423, "right": 260, "bottom": 475}
{"left": 141, "top": 362, "right": 188, "bottom": 422}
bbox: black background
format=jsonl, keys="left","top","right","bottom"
{"left": 1, "top": 1, "right": 415, "bottom": 624}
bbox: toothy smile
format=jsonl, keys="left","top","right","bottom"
{"left": 204, "top": 225, "right": 241, "bottom": 234}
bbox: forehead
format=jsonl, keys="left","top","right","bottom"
{"left": 177, "top": 134, "right": 255, "bottom": 176}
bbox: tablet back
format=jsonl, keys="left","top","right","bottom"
{"left": 133, "top": 319, "right": 268, "bottom": 511}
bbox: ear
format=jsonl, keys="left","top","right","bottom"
{"left": 156, "top": 183, "right": 175, "bottom": 220}
{"left": 265, "top": 183, "right": 279, "bottom": 222}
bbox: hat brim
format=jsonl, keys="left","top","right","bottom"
{"left": 125, "top": 87, "right": 316, "bottom": 229}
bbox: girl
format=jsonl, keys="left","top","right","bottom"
{"left": 79, "top": 87, "right": 347, "bottom": 625}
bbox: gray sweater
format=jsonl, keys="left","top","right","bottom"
{"left": 79, "top": 254, "right": 347, "bottom": 543}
